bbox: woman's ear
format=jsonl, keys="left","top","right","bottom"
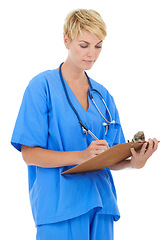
{"left": 64, "top": 35, "right": 70, "bottom": 50}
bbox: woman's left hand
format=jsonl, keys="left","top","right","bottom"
{"left": 130, "top": 138, "right": 158, "bottom": 169}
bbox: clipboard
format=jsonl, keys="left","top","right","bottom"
{"left": 61, "top": 142, "right": 147, "bottom": 175}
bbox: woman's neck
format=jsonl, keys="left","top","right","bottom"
{"left": 61, "top": 59, "right": 88, "bottom": 85}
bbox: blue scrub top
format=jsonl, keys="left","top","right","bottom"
{"left": 11, "top": 69, "right": 125, "bottom": 226}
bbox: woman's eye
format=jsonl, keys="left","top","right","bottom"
{"left": 79, "top": 44, "right": 102, "bottom": 49}
{"left": 80, "top": 45, "right": 88, "bottom": 48}
{"left": 95, "top": 45, "right": 102, "bottom": 49}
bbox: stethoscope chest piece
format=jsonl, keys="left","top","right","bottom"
{"left": 103, "top": 121, "right": 115, "bottom": 135}
{"left": 103, "top": 122, "right": 109, "bottom": 135}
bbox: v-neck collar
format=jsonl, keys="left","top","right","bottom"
{"left": 56, "top": 69, "right": 91, "bottom": 112}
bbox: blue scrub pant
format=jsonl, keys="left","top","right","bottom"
{"left": 36, "top": 208, "right": 114, "bottom": 240}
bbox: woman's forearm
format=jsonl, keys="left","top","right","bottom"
{"left": 109, "top": 159, "right": 131, "bottom": 170}
{"left": 21, "top": 140, "right": 109, "bottom": 169}
{"left": 21, "top": 145, "right": 83, "bottom": 168}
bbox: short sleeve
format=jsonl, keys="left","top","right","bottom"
{"left": 11, "top": 74, "right": 49, "bottom": 152}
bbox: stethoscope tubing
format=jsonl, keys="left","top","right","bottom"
{"left": 59, "top": 63, "right": 82, "bottom": 123}
{"left": 59, "top": 62, "right": 115, "bottom": 140}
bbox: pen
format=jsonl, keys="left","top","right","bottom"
{"left": 87, "top": 129, "right": 99, "bottom": 140}
{"left": 79, "top": 121, "right": 99, "bottom": 140}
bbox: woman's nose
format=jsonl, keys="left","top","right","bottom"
{"left": 87, "top": 46, "right": 96, "bottom": 58}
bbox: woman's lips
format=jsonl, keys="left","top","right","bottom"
{"left": 84, "top": 60, "right": 94, "bottom": 64}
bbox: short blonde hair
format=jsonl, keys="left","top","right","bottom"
{"left": 64, "top": 9, "right": 107, "bottom": 41}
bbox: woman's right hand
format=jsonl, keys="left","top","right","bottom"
{"left": 80, "top": 140, "right": 109, "bottom": 163}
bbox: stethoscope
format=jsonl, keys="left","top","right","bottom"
{"left": 59, "top": 62, "right": 115, "bottom": 140}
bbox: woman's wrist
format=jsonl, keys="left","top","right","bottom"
{"left": 79, "top": 150, "right": 89, "bottom": 164}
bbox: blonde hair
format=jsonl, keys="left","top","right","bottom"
{"left": 63, "top": 9, "right": 107, "bottom": 41}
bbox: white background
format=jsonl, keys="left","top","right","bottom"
{"left": 1, "top": 0, "right": 166, "bottom": 239}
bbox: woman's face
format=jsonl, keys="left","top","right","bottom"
{"left": 64, "top": 29, "right": 103, "bottom": 71}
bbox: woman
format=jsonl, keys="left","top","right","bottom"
{"left": 11, "top": 9, "right": 158, "bottom": 240}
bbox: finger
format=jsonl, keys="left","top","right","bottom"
{"left": 140, "top": 142, "right": 148, "bottom": 155}
{"left": 147, "top": 138, "right": 153, "bottom": 151}
{"left": 145, "top": 138, "right": 158, "bottom": 157}
{"left": 130, "top": 147, "right": 137, "bottom": 158}
{"left": 95, "top": 140, "right": 109, "bottom": 148}
{"left": 144, "top": 139, "right": 154, "bottom": 158}
{"left": 95, "top": 145, "right": 108, "bottom": 151}
{"left": 153, "top": 138, "right": 158, "bottom": 151}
